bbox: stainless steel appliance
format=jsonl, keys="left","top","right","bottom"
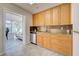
{"left": 30, "top": 32, "right": 36, "bottom": 44}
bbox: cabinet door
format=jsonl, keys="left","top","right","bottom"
{"left": 43, "top": 36, "right": 51, "bottom": 49}
{"left": 36, "top": 13, "right": 40, "bottom": 26}
{"left": 50, "top": 35, "right": 72, "bottom": 56}
{"left": 58, "top": 35, "right": 72, "bottom": 56}
{"left": 52, "top": 6, "right": 60, "bottom": 25}
{"left": 33, "top": 12, "right": 45, "bottom": 26}
{"left": 33, "top": 14, "right": 38, "bottom": 26}
{"left": 37, "top": 35, "right": 43, "bottom": 47}
{"left": 50, "top": 35, "right": 59, "bottom": 51}
{"left": 38, "top": 12, "right": 45, "bottom": 26}
{"left": 60, "top": 4, "right": 71, "bottom": 25}
{"left": 44, "top": 9, "right": 51, "bottom": 25}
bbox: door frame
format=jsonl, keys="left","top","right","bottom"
{"left": 3, "top": 8, "right": 26, "bottom": 51}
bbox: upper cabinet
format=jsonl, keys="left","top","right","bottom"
{"left": 37, "top": 12, "right": 45, "bottom": 26}
{"left": 39, "top": 12, "right": 45, "bottom": 26}
{"left": 32, "top": 3, "right": 71, "bottom": 26}
{"left": 44, "top": 9, "right": 51, "bottom": 26}
{"left": 60, "top": 4, "right": 71, "bottom": 25}
{"left": 33, "top": 12, "right": 45, "bottom": 26}
{"left": 33, "top": 14, "right": 38, "bottom": 26}
{"left": 51, "top": 6, "right": 60, "bottom": 25}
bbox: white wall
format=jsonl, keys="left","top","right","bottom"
{"left": 71, "top": 3, "right": 79, "bottom": 56}
{"left": 0, "top": 3, "right": 32, "bottom": 55}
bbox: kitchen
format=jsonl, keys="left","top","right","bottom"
{"left": 30, "top": 3, "right": 72, "bottom": 56}
{"left": 0, "top": 3, "right": 79, "bottom": 56}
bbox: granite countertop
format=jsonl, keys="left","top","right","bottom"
{"left": 36, "top": 31, "right": 72, "bottom": 36}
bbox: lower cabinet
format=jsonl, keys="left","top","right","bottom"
{"left": 43, "top": 36, "right": 51, "bottom": 49}
{"left": 37, "top": 35, "right": 43, "bottom": 47}
{"left": 36, "top": 32, "right": 72, "bottom": 56}
{"left": 50, "top": 40, "right": 72, "bottom": 56}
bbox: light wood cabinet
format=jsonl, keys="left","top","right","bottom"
{"left": 36, "top": 32, "right": 72, "bottom": 56}
{"left": 37, "top": 34, "right": 44, "bottom": 47}
{"left": 40, "top": 12, "right": 45, "bottom": 26}
{"left": 43, "top": 34, "right": 51, "bottom": 49}
{"left": 33, "top": 9, "right": 51, "bottom": 26}
{"left": 50, "top": 35, "right": 72, "bottom": 56}
{"left": 33, "top": 14, "right": 38, "bottom": 26}
{"left": 37, "top": 12, "right": 45, "bottom": 26}
{"left": 60, "top": 4, "right": 71, "bottom": 25}
{"left": 52, "top": 6, "right": 60, "bottom": 25}
{"left": 33, "top": 3, "right": 71, "bottom": 26}
{"left": 58, "top": 35, "right": 72, "bottom": 55}
{"left": 44, "top": 9, "right": 51, "bottom": 25}
{"left": 36, "top": 13, "right": 41, "bottom": 26}
{"left": 33, "top": 12, "right": 45, "bottom": 26}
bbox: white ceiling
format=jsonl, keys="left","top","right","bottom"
{"left": 14, "top": 3, "right": 62, "bottom": 14}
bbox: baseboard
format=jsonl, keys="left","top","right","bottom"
{"left": 31, "top": 42, "right": 37, "bottom": 45}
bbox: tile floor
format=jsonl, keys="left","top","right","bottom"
{"left": 4, "top": 43, "right": 63, "bottom": 56}
{"left": 5, "top": 33, "right": 22, "bottom": 50}
{"left": 5, "top": 38, "right": 22, "bottom": 50}
{"left": 4, "top": 33, "right": 63, "bottom": 56}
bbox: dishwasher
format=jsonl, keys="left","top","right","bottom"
{"left": 30, "top": 32, "right": 37, "bottom": 45}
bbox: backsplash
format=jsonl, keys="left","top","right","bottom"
{"left": 30, "top": 25, "right": 72, "bottom": 34}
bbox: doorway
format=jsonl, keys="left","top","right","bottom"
{"left": 4, "top": 10, "right": 25, "bottom": 51}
